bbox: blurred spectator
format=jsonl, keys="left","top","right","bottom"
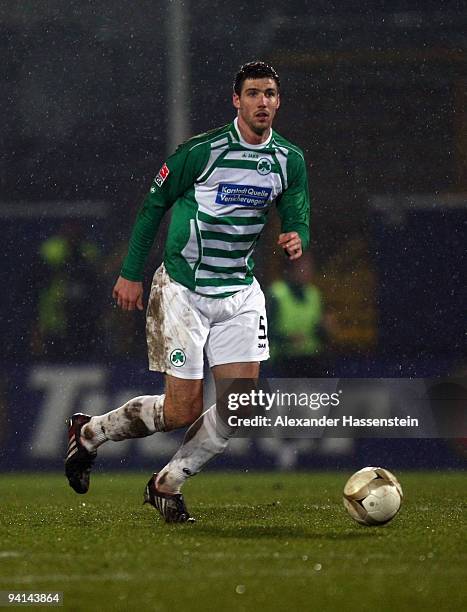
{"left": 267, "top": 252, "right": 335, "bottom": 376}
{"left": 31, "top": 222, "right": 101, "bottom": 360}
{"left": 318, "top": 238, "right": 377, "bottom": 352}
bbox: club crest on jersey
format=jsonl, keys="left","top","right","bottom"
{"left": 256, "top": 158, "right": 272, "bottom": 175}
{"left": 154, "top": 163, "right": 170, "bottom": 187}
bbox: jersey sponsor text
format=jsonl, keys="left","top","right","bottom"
{"left": 216, "top": 183, "right": 272, "bottom": 208}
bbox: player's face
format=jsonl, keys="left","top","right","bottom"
{"left": 233, "top": 78, "right": 280, "bottom": 137}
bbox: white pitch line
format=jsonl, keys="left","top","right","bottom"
{"left": 0, "top": 573, "right": 131, "bottom": 584}
{"left": 2, "top": 566, "right": 463, "bottom": 584}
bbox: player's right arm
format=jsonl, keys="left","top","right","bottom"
{"left": 112, "top": 277, "right": 144, "bottom": 311}
{"left": 114, "top": 141, "right": 208, "bottom": 310}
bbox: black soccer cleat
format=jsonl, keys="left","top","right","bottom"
{"left": 65, "top": 413, "right": 97, "bottom": 494}
{"left": 143, "top": 473, "right": 195, "bottom": 524}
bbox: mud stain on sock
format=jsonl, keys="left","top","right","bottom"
{"left": 129, "top": 418, "right": 152, "bottom": 437}
{"left": 124, "top": 401, "right": 152, "bottom": 437}
{"left": 82, "top": 425, "right": 94, "bottom": 440}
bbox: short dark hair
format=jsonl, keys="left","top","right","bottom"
{"left": 233, "top": 61, "right": 280, "bottom": 96}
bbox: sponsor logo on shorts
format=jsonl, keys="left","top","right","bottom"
{"left": 170, "top": 349, "right": 186, "bottom": 367}
{"left": 256, "top": 158, "right": 272, "bottom": 175}
{"left": 154, "top": 163, "right": 170, "bottom": 187}
{"left": 216, "top": 183, "right": 271, "bottom": 208}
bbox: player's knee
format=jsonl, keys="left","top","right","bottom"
{"left": 164, "top": 391, "right": 203, "bottom": 429}
{"left": 178, "top": 395, "right": 203, "bottom": 427}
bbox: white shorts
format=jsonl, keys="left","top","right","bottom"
{"left": 146, "top": 264, "right": 269, "bottom": 379}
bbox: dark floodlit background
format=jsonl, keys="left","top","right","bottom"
{"left": 1, "top": 1, "right": 466, "bottom": 470}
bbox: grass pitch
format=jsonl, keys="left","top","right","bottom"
{"left": 0, "top": 471, "right": 465, "bottom": 611}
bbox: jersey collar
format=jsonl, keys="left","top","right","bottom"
{"left": 232, "top": 117, "right": 272, "bottom": 149}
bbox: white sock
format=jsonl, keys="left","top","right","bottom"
{"left": 156, "top": 403, "right": 234, "bottom": 494}
{"left": 81, "top": 394, "right": 165, "bottom": 451}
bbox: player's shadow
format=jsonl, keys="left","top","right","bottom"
{"left": 192, "top": 524, "right": 385, "bottom": 540}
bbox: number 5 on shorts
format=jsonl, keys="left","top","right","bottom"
{"left": 258, "top": 315, "right": 267, "bottom": 340}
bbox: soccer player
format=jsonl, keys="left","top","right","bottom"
{"left": 65, "top": 61, "right": 310, "bottom": 523}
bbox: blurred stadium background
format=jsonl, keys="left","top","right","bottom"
{"left": 1, "top": 0, "right": 466, "bottom": 472}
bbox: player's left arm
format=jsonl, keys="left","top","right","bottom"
{"left": 276, "top": 151, "right": 310, "bottom": 260}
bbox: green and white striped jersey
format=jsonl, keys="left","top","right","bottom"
{"left": 121, "top": 118, "right": 310, "bottom": 298}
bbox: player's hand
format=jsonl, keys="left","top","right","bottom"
{"left": 277, "top": 232, "right": 302, "bottom": 260}
{"left": 112, "top": 276, "right": 144, "bottom": 311}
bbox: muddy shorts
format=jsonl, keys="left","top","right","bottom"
{"left": 146, "top": 264, "right": 269, "bottom": 379}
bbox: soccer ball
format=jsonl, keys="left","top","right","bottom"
{"left": 343, "top": 467, "right": 403, "bottom": 526}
